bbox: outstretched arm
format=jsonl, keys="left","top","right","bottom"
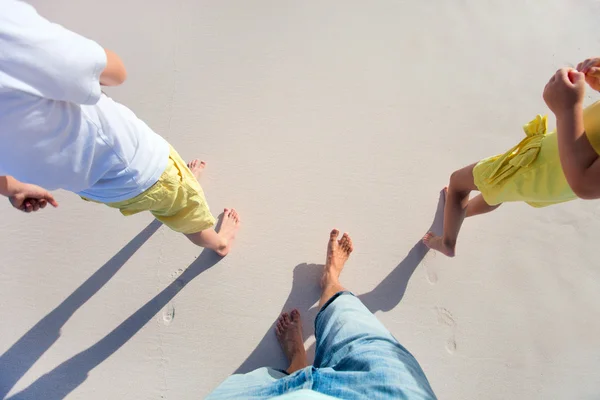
{"left": 0, "top": 176, "right": 59, "bottom": 213}
{"left": 1, "top": 1, "right": 127, "bottom": 104}
{"left": 543, "top": 68, "right": 600, "bottom": 199}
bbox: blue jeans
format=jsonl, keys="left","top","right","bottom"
{"left": 207, "top": 292, "right": 437, "bottom": 400}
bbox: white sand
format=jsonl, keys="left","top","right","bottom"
{"left": 2, "top": 0, "right": 600, "bottom": 398}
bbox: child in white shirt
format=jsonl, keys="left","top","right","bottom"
{"left": 0, "top": 0, "right": 240, "bottom": 255}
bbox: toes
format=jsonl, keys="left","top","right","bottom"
{"left": 281, "top": 312, "right": 290, "bottom": 326}
{"left": 225, "top": 208, "right": 239, "bottom": 223}
{"left": 187, "top": 159, "right": 206, "bottom": 172}
{"left": 346, "top": 236, "right": 354, "bottom": 253}
{"left": 329, "top": 229, "right": 339, "bottom": 242}
{"left": 422, "top": 232, "right": 433, "bottom": 243}
{"left": 223, "top": 208, "right": 241, "bottom": 223}
{"left": 339, "top": 233, "right": 350, "bottom": 249}
{"left": 290, "top": 309, "right": 300, "bottom": 322}
{"left": 343, "top": 242, "right": 352, "bottom": 253}
{"left": 276, "top": 318, "right": 285, "bottom": 332}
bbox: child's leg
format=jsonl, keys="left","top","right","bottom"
{"left": 423, "top": 163, "right": 493, "bottom": 257}
{"left": 185, "top": 208, "right": 240, "bottom": 257}
{"left": 466, "top": 193, "right": 501, "bottom": 217}
{"left": 183, "top": 160, "right": 240, "bottom": 256}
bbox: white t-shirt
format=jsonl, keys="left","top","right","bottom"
{"left": 0, "top": 0, "right": 169, "bottom": 202}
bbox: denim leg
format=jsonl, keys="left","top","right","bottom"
{"left": 312, "top": 292, "right": 437, "bottom": 400}
{"left": 206, "top": 367, "right": 287, "bottom": 399}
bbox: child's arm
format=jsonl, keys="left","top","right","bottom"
{"left": 1, "top": 1, "right": 109, "bottom": 105}
{"left": 100, "top": 49, "right": 127, "bottom": 87}
{"left": 0, "top": 176, "right": 59, "bottom": 212}
{"left": 544, "top": 68, "right": 600, "bottom": 199}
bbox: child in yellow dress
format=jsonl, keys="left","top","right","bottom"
{"left": 424, "top": 57, "right": 600, "bottom": 257}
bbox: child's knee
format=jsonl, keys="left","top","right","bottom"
{"left": 449, "top": 170, "right": 463, "bottom": 186}
{"left": 449, "top": 168, "right": 475, "bottom": 193}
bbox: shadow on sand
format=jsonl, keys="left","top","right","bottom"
{"left": 1, "top": 191, "right": 445, "bottom": 397}
{"left": 0, "top": 219, "right": 162, "bottom": 399}
{"left": 1, "top": 217, "right": 224, "bottom": 400}
{"left": 234, "top": 189, "right": 446, "bottom": 374}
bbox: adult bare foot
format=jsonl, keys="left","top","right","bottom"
{"left": 215, "top": 208, "right": 241, "bottom": 256}
{"left": 321, "top": 229, "right": 353, "bottom": 289}
{"left": 187, "top": 159, "right": 206, "bottom": 180}
{"left": 275, "top": 309, "right": 308, "bottom": 374}
{"left": 423, "top": 232, "right": 455, "bottom": 257}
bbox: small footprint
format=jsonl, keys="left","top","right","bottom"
{"left": 162, "top": 304, "right": 175, "bottom": 325}
{"left": 423, "top": 253, "right": 438, "bottom": 284}
{"left": 436, "top": 307, "right": 455, "bottom": 326}
{"left": 445, "top": 337, "right": 457, "bottom": 354}
{"left": 169, "top": 268, "right": 184, "bottom": 278}
{"left": 435, "top": 307, "right": 457, "bottom": 354}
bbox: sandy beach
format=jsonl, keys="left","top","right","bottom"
{"left": 1, "top": 0, "right": 600, "bottom": 398}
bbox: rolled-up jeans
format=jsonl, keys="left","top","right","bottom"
{"left": 207, "top": 292, "right": 437, "bottom": 400}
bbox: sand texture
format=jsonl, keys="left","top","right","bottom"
{"left": 1, "top": 0, "right": 600, "bottom": 399}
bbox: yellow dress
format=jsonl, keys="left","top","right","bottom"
{"left": 473, "top": 101, "right": 600, "bottom": 207}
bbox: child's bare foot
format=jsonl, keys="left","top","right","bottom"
{"left": 187, "top": 159, "right": 206, "bottom": 180}
{"left": 321, "top": 229, "right": 353, "bottom": 289}
{"left": 275, "top": 309, "right": 308, "bottom": 374}
{"left": 215, "top": 208, "right": 240, "bottom": 256}
{"left": 423, "top": 232, "right": 455, "bottom": 257}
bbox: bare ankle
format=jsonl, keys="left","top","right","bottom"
{"left": 442, "top": 237, "right": 456, "bottom": 250}
{"left": 321, "top": 271, "right": 340, "bottom": 288}
{"left": 287, "top": 351, "right": 309, "bottom": 373}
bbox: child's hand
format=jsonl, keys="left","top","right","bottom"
{"left": 577, "top": 57, "right": 600, "bottom": 91}
{"left": 8, "top": 184, "right": 58, "bottom": 213}
{"left": 543, "top": 68, "right": 586, "bottom": 118}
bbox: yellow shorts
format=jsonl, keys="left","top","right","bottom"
{"left": 103, "top": 147, "right": 216, "bottom": 234}
{"left": 473, "top": 115, "right": 577, "bottom": 208}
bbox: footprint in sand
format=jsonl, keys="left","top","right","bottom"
{"left": 423, "top": 253, "right": 438, "bottom": 285}
{"left": 169, "top": 268, "right": 184, "bottom": 278}
{"left": 435, "top": 306, "right": 457, "bottom": 354}
{"left": 162, "top": 304, "right": 175, "bottom": 325}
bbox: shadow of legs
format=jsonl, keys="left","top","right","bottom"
{"left": 233, "top": 263, "right": 323, "bottom": 374}
{"left": 292, "top": 191, "right": 448, "bottom": 361}
{"left": 359, "top": 188, "right": 446, "bottom": 313}
{"left": 7, "top": 247, "right": 222, "bottom": 400}
{"left": 0, "top": 220, "right": 162, "bottom": 399}
{"left": 232, "top": 192, "right": 445, "bottom": 376}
